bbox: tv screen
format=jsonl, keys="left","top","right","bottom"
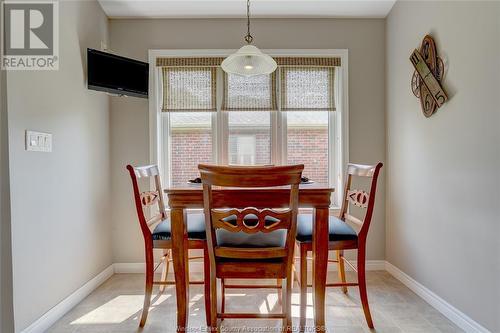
{"left": 87, "top": 48, "right": 149, "bottom": 98}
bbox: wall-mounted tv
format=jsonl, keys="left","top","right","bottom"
{"left": 87, "top": 48, "right": 149, "bottom": 98}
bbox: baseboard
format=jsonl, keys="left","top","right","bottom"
{"left": 113, "top": 260, "right": 387, "bottom": 274}
{"left": 21, "top": 265, "right": 114, "bottom": 333}
{"left": 344, "top": 260, "right": 386, "bottom": 271}
{"left": 385, "top": 262, "right": 490, "bottom": 333}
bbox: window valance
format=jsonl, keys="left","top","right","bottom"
{"left": 156, "top": 57, "right": 224, "bottom": 67}
{"left": 155, "top": 56, "right": 341, "bottom": 68}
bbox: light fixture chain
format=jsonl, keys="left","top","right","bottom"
{"left": 245, "top": 0, "right": 253, "bottom": 44}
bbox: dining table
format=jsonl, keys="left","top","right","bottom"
{"left": 165, "top": 183, "right": 334, "bottom": 332}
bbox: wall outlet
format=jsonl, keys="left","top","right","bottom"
{"left": 26, "top": 130, "right": 52, "bottom": 152}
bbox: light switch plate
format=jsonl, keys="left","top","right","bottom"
{"left": 26, "top": 130, "right": 52, "bottom": 152}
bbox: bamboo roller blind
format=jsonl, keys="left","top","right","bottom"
{"left": 158, "top": 57, "right": 340, "bottom": 112}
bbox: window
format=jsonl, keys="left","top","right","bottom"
{"left": 230, "top": 136, "right": 256, "bottom": 165}
{"left": 166, "top": 112, "right": 213, "bottom": 187}
{"left": 154, "top": 52, "right": 346, "bottom": 207}
{"left": 286, "top": 112, "right": 329, "bottom": 184}
{"left": 228, "top": 112, "right": 271, "bottom": 165}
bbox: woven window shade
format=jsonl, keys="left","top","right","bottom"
{"left": 157, "top": 56, "right": 339, "bottom": 112}
{"left": 280, "top": 66, "right": 336, "bottom": 111}
{"left": 222, "top": 73, "right": 277, "bottom": 111}
{"left": 274, "top": 57, "right": 340, "bottom": 67}
{"left": 161, "top": 67, "right": 216, "bottom": 112}
{"left": 156, "top": 57, "right": 223, "bottom": 67}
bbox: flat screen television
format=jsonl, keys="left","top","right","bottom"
{"left": 87, "top": 48, "right": 149, "bottom": 98}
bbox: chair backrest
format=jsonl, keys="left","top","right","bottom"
{"left": 199, "top": 164, "right": 303, "bottom": 264}
{"left": 339, "top": 162, "right": 383, "bottom": 240}
{"left": 126, "top": 164, "right": 167, "bottom": 242}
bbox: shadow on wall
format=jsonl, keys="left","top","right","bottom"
{"left": 1, "top": 66, "right": 15, "bottom": 332}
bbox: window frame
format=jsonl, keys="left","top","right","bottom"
{"left": 149, "top": 49, "right": 349, "bottom": 209}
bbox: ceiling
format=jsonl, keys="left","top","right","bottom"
{"left": 99, "top": 0, "right": 397, "bottom": 19}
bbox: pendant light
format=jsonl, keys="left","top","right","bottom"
{"left": 221, "top": 0, "right": 277, "bottom": 76}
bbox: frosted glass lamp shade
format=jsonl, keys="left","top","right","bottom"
{"left": 221, "top": 45, "right": 277, "bottom": 77}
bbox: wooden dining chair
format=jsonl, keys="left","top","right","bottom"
{"left": 126, "top": 164, "right": 211, "bottom": 327}
{"left": 295, "top": 162, "right": 383, "bottom": 331}
{"left": 199, "top": 164, "right": 304, "bottom": 332}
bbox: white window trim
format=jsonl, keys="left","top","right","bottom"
{"left": 148, "top": 49, "right": 349, "bottom": 210}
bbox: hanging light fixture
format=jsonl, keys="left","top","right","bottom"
{"left": 221, "top": 0, "right": 277, "bottom": 76}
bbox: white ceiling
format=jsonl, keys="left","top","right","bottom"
{"left": 99, "top": 0, "right": 397, "bottom": 19}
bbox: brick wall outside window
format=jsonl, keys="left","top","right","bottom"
{"left": 171, "top": 129, "right": 212, "bottom": 187}
{"left": 287, "top": 127, "right": 329, "bottom": 184}
{"left": 170, "top": 126, "right": 328, "bottom": 186}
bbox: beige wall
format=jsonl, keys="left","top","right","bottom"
{"left": 386, "top": 1, "right": 500, "bottom": 331}
{"left": 109, "top": 18, "right": 386, "bottom": 263}
{"left": 1, "top": 39, "right": 15, "bottom": 333}
{"left": 5, "top": 1, "right": 112, "bottom": 331}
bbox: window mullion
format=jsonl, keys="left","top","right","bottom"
{"left": 219, "top": 112, "right": 228, "bottom": 165}
{"left": 280, "top": 112, "right": 287, "bottom": 166}
{"left": 163, "top": 113, "right": 171, "bottom": 188}
{"left": 271, "top": 110, "right": 279, "bottom": 165}
{"left": 216, "top": 68, "right": 228, "bottom": 165}
{"left": 275, "top": 67, "right": 286, "bottom": 166}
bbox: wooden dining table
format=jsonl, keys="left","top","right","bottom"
{"left": 165, "top": 183, "right": 334, "bottom": 332}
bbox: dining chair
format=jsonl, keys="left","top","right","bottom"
{"left": 199, "top": 164, "right": 303, "bottom": 332}
{"left": 126, "top": 164, "right": 211, "bottom": 327}
{"left": 295, "top": 162, "right": 383, "bottom": 331}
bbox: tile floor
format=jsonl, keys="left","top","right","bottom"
{"left": 48, "top": 271, "right": 462, "bottom": 332}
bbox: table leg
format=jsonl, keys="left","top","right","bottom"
{"left": 171, "top": 208, "right": 189, "bottom": 332}
{"left": 312, "top": 207, "right": 329, "bottom": 332}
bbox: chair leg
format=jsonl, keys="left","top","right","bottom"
{"left": 220, "top": 278, "right": 226, "bottom": 318}
{"left": 209, "top": 270, "right": 218, "bottom": 331}
{"left": 357, "top": 245, "right": 374, "bottom": 329}
{"left": 292, "top": 263, "right": 300, "bottom": 287}
{"left": 289, "top": 242, "right": 296, "bottom": 290}
{"left": 337, "top": 250, "right": 348, "bottom": 294}
{"left": 159, "top": 249, "right": 171, "bottom": 294}
{"left": 283, "top": 273, "right": 293, "bottom": 333}
{"left": 203, "top": 247, "right": 212, "bottom": 327}
{"left": 281, "top": 278, "right": 287, "bottom": 328}
{"left": 299, "top": 245, "right": 308, "bottom": 333}
{"left": 140, "top": 246, "right": 154, "bottom": 327}
{"left": 277, "top": 278, "right": 283, "bottom": 306}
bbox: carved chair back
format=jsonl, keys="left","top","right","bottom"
{"left": 126, "top": 165, "right": 167, "bottom": 243}
{"left": 199, "top": 164, "right": 303, "bottom": 265}
{"left": 339, "top": 163, "right": 383, "bottom": 240}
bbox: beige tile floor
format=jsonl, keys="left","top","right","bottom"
{"left": 48, "top": 271, "right": 462, "bottom": 333}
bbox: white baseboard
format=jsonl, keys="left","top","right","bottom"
{"left": 345, "top": 260, "right": 386, "bottom": 271}
{"left": 21, "top": 265, "right": 114, "bottom": 333}
{"left": 113, "top": 260, "right": 387, "bottom": 274}
{"left": 385, "top": 262, "right": 490, "bottom": 333}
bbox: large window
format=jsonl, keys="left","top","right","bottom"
{"left": 155, "top": 53, "right": 345, "bottom": 207}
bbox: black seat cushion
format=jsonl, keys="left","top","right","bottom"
{"left": 296, "top": 214, "right": 358, "bottom": 243}
{"left": 216, "top": 214, "right": 286, "bottom": 248}
{"left": 152, "top": 213, "right": 206, "bottom": 240}
{"left": 153, "top": 213, "right": 287, "bottom": 247}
